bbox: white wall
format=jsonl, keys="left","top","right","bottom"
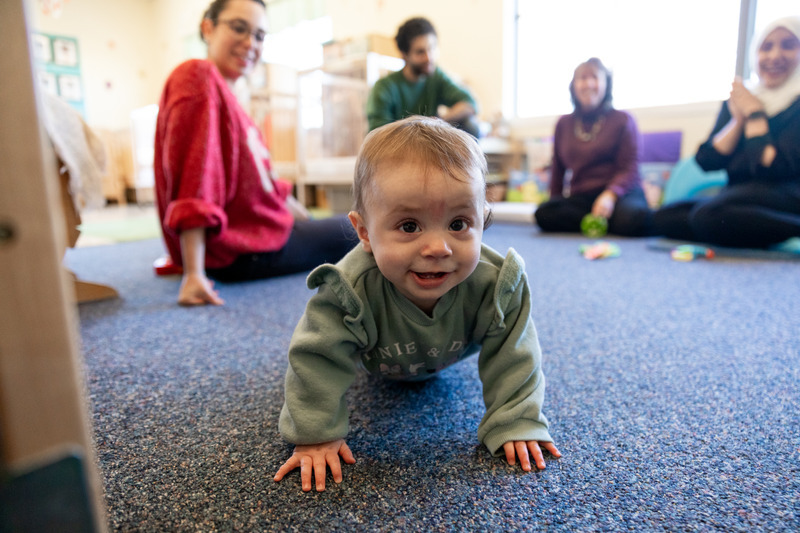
{"left": 151, "top": 0, "right": 211, "bottom": 91}
{"left": 29, "top": 0, "right": 162, "bottom": 130}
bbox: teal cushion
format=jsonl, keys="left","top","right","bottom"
{"left": 662, "top": 157, "right": 728, "bottom": 204}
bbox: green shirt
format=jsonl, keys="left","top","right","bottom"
{"left": 366, "top": 67, "right": 478, "bottom": 131}
{"left": 279, "top": 244, "right": 552, "bottom": 456}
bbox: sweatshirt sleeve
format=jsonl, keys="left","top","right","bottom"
{"left": 606, "top": 112, "right": 642, "bottom": 197}
{"left": 476, "top": 250, "right": 551, "bottom": 455}
{"left": 159, "top": 74, "right": 229, "bottom": 234}
{"left": 695, "top": 101, "right": 735, "bottom": 172}
{"left": 367, "top": 77, "right": 398, "bottom": 132}
{"left": 279, "top": 266, "right": 369, "bottom": 445}
{"left": 755, "top": 113, "right": 800, "bottom": 183}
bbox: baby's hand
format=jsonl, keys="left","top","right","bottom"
{"left": 502, "top": 440, "right": 561, "bottom": 471}
{"left": 273, "top": 439, "right": 355, "bottom": 492}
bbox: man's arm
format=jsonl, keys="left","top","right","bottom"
{"left": 437, "top": 69, "right": 478, "bottom": 119}
{"left": 439, "top": 100, "right": 476, "bottom": 123}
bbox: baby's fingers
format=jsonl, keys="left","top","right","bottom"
{"left": 327, "top": 455, "right": 344, "bottom": 484}
{"left": 313, "top": 455, "right": 329, "bottom": 492}
{"left": 328, "top": 443, "right": 356, "bottom": 485}
{"left": 502, "top": 441, "right": 517, "bottom": 466}
{"left": 516, "top": 441, "right": 533, "bottom": 471}
{"left": 541, "top": 441, "right": 562, "bottom": 458}
{"left": 527, "top": 442, "right": 545, "bottom": 470}
{"left": 339, "top": 441, "right": 356, "bottom": 464}
{"left": 300, "top": 455, "right": 316, "bottom": 492}
{"left": 273, "top": 456, "right": 300, "bottom": 482}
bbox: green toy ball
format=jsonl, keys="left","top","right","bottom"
{"left": 581, "top": 214, "right": 608, "bottom": 238}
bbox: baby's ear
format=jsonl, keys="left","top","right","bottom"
{"left": 483, "top": 202, "right": 494, "bottom": 229}
{"left": 348, "top": 211, "right": 372, "bottom": 253}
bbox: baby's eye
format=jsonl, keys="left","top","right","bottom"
{"left": 400, "top": 221, "right": 420, "bottom": 233}
{"left": 449, "top": 219, "right": 469, "bottom": 232}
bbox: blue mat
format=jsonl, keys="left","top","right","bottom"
{"left": 64, "top": 229, "right": 800, "bottom": 531}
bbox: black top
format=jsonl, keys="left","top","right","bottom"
{"left": 696, "top": 96, "right": 800, "bottom": 187}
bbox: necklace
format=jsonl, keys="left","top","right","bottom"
{"left": 574, "top": 116, "right": 605, "bottom": 142}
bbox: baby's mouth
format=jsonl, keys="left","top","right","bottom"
{"left": 415, "top": 272, "right": 448, "bottom": 279}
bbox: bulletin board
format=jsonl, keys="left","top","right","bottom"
{"left": 31, "top": 32, "right": 85, "bottom": 117}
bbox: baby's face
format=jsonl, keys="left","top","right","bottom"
{"left": 349, "top": 160, "right": 484, "bottom": 315}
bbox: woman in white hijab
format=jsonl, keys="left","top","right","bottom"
{"left": 654, "top": 16, "right": 800, "bottom": 248}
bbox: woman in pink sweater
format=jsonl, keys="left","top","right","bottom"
{"left": 155, "top": 0, "right": 356, "bottom": 306}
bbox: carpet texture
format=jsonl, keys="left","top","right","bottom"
{"left": 65, "top": 224, "right": 800, "bottom": 532}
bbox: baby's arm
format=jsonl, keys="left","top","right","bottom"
{"left": 502, "top": 440, "right": 561, "bottom": 471}
{"left": 476, "top": 250, "right": 559, "bottom": 466}
{"left": 274, "top": 439, "right": 355, "bottom": 492}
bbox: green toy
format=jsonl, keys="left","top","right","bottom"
{"left": 581, "top": 214, "right": 608, "bottom": 238}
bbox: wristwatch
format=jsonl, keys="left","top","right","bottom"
{"left": 746, "top": 110, "right": 768, "bottom": 122}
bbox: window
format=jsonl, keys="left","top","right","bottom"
{"left": 754, "top": 0, "right": 798, "bottom": 31}
{"left": 514, "top": 0, "right": 794, "bottom": 118}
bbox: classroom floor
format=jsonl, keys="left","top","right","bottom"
{"left": 77, "top": 203, "right": 159, "bottom": 247}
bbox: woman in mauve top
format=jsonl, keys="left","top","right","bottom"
{"left": 535, "top": 57, "right": 652, "bottom": 237}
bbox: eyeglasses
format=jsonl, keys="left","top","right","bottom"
{"left": 218, "top": 18, "right": 267, "bottom": 44}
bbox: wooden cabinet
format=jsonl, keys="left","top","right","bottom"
{"left": 248, "top": 38, "right": 405, "bottom": 210}
{"left": 294, "top": 49, "right": 404, "bottom": 209}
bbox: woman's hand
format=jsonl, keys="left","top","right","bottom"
{"left": 286, "top": 195, "right": 311, "bottom": 221}
{"left": 592, "top": 190, "right": 617, "bottom": 219}
{"left": 177, "top": 228, "right": 223, "bottom": 306}
{"left": 729, "top": 77, "right": 764, "bottom": 122}
{"left": 178, "top": 272, "right": 224, "bottom": 306}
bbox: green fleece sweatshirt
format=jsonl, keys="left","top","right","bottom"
{"left": 366, "top": 67, "right": 478, "bottom": 131}
{"left": 279, "top": 243, "right": 552, "bottom": 456}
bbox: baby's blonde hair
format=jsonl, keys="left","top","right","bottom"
{"left": 353, "top": 116, "right": 488, "bottom": 216}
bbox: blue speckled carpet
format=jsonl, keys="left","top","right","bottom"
{"left": 65, "top": 223, "right": 800, "bottom": 532}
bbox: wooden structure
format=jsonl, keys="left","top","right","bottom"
{"left": 0, "top": 0, "right": 107, "bottom": 530}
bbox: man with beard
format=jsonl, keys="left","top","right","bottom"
{"left": 366, "top": 17, "right": 480, "bottom": 137}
